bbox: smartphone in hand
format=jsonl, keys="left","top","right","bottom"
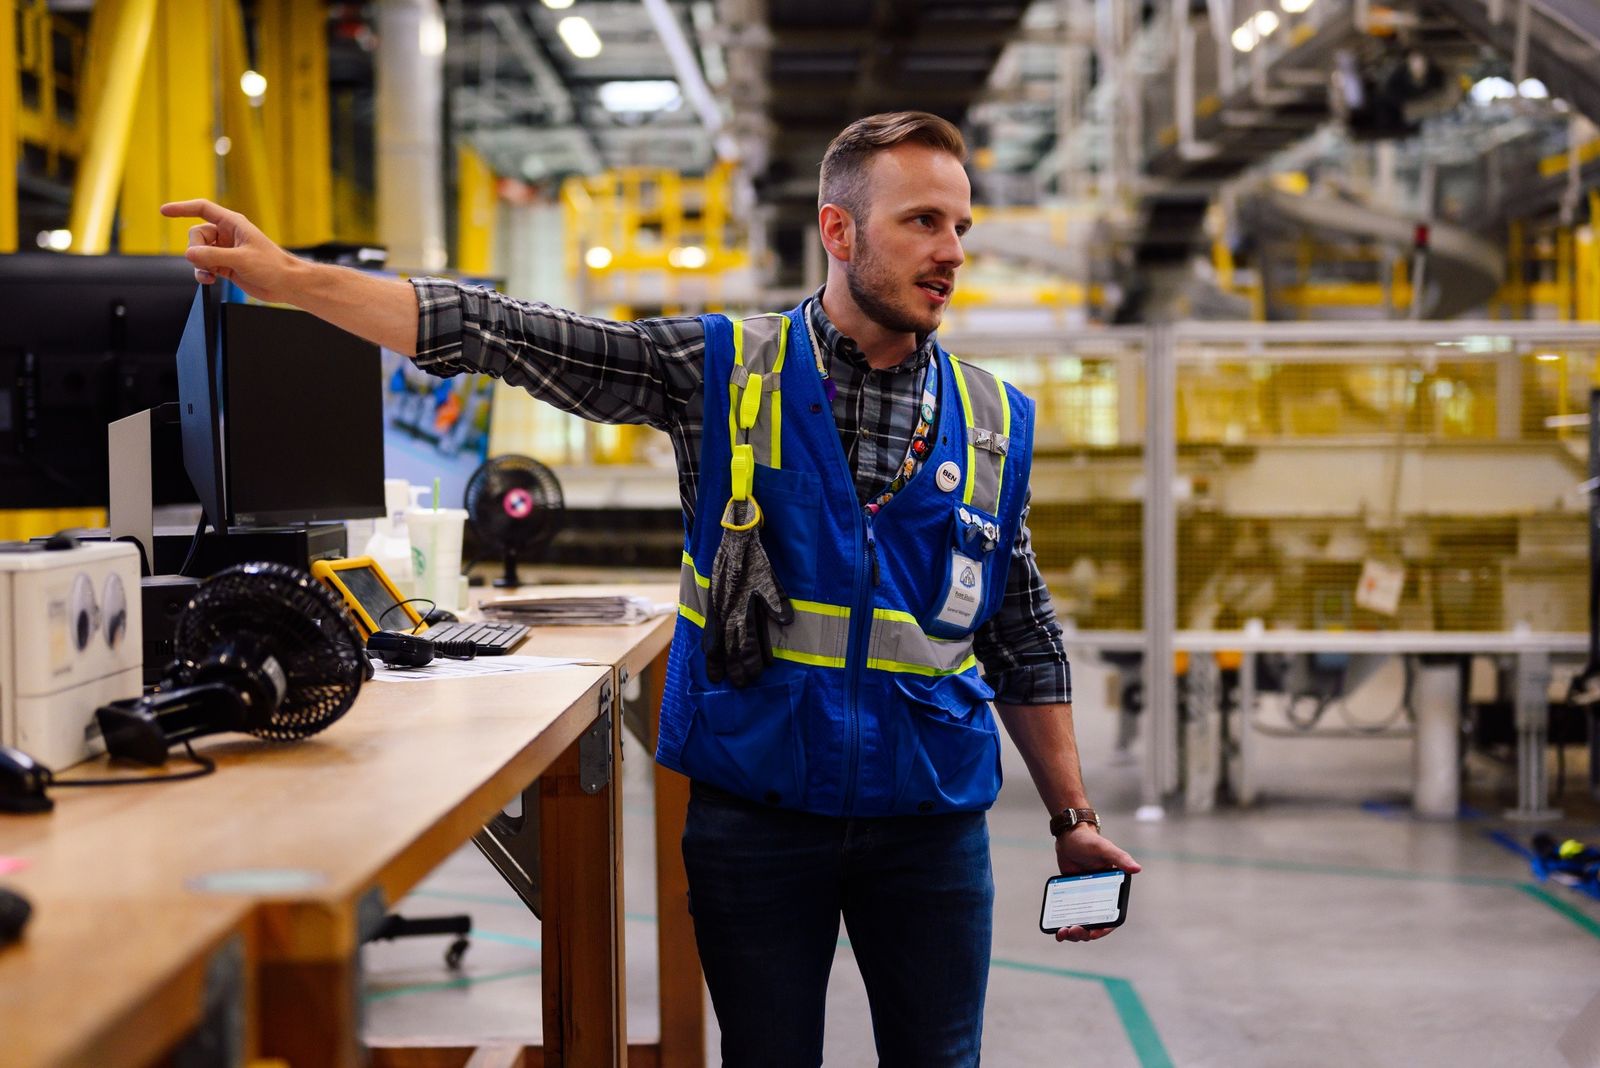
{"left": 1039, "top": 869, "right": 1131, "bottom": 934}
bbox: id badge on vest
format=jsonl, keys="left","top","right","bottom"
{"left": 930, "top": 505, "right": 998, "bottom": 636}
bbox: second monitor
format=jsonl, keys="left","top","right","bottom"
{"left": 176, "top": 286, "right": 386, "bottom": 532}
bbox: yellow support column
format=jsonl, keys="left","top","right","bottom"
{"left": 456, "top": 144, "right": 496, "bottom": 275}
{"left": 68, "top": 0, "right": 159, "bottom": 253}
{"left": 257, "top": 0, "right": 331, "bottom": 246}
{"left": 115, "top": 0, "right": 220, "bottom": 253}
{"left": 218, "top": 0, "right": 281, "bottom": 240}
{"left": 0, "top": 0, "right": 16, "bottom": 252}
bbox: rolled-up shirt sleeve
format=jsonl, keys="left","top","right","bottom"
{"left": 410, "top": 277, "right": 704, "bottom": 433}
{"left": 974, "top": 491, "right": 1071, "bottom": 706}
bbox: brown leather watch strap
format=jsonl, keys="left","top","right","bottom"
{"left": 1049, "top": 807, "right": 1101, "bottom": 837}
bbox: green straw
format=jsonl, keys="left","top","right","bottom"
{"left": 433, "top": 475, "right": 441, "bottom": 512}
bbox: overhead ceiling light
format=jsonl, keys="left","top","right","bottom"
{"left": 1280, "top": 0, "right": 1314, "bottom": 12}
{"left": 37, "top": 229, "right": 71, "bottom": 251}
{"left": 585, "top": 246, "right": 613, "bottom": 270}
{"left": 419, "top": 10, "right": 446, "bottom": 57}
{"left": 1518, "top": 78, "right": 1549, "bottom": 99}
{"left": 1536, "top": 352, "right": 1562, "bottom": 362}
{"left": 542, "top": 0, "right": 574, "bottom": 7}
{"left": 598, "top": 80, "right": 682, "bottom": 113}
{"left": 668, "top": 245, "right": 708, "bottom": 269}
{"left": 558, "top": 15, "right": 602, "bottom": 59}
{"left": 1252, "top": 10, "right": 1280, "bottom": 35}
{"left": 1231, "top": 23, "right": 1259, "bottom": 51}
{"left": 239, "top": 69, "right": 267, "bottom": 100}
{"left": 1470, "top": 76, "right": 1516, "bottom": 105}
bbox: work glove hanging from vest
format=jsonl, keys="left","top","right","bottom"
{"left": 703, "top": 497, "right": 794, "bottom": 687}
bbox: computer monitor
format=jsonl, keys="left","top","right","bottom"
{"left": 0, "top": 253, "right": 199, "bottom": 509}
{"left": 174, "top": 286, "right": 387, "bottom": 531}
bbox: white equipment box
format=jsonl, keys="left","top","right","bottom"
{"left": 0, "top": 540, "right": 143, "bottom": 769}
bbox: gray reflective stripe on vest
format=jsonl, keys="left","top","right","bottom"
{"left": 729, "top": 314, "right": 790, "bottom": 469}
{"left": 948, "top": 356, "right": 1012, "bottom": 515}
{"left": 679, "top": 553, "right": 710, "bottom": 627}
{"left": 865, "top": 609, "right": 979, "bottom": 676}
{"left": 679, "top": 557, "right": 851, "bottom": 667}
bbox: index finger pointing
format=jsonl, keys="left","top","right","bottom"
{"left": 160, "top": 199, "right": 229, "bottom": 224}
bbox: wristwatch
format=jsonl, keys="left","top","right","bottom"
{"left": 1049, "top": 807, "right": 1101, "bottom": 838}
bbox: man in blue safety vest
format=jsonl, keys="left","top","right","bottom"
{"left": 164, "top": 109, "right": 1139, "bottom": 1067}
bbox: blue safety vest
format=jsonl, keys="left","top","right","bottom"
{"left": 655, "top": 306, "right": 1035, "bottom": 817}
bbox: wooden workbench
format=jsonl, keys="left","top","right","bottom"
{"left": 0, "top": 658, "right": 615, "bottom": 1066}
{"left": 0, "top": 583, "right": 699, "bottom": 1068}
{"left": 370, "top": 583, "right": 704, "bottom": 1068}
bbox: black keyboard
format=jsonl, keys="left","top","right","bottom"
{"left": 423, "top": 619, "right": 530, "bottom": 655}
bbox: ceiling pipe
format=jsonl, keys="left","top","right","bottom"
{"left": 482, "top": 3, "right": 603, "bottom": 172}
{"left": 640, "top": 0, "right": 735, "bottom": 159}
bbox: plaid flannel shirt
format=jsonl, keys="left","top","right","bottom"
{"left": 411, "top": 279, "right": 1069, "bottom": 705}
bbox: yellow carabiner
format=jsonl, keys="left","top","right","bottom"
{"left": 720, "top": 495, "right": 763, "bottom": 532}
{"left": 731, "top": 443, "right": 754, "bottom": 501}
{"left": 738, "top": 372, "right": 763, "bottom": 431}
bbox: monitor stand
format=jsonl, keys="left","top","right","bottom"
{"left": 107, "top": 405, "right": 346, "bottom": 577}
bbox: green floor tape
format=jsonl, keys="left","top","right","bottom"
{"left": 988, "top": 958, "right": 1173, "bottom": 1068}
{"left": 1520, "top": 883, "right": 1600, "bottom": 941}
{"left": 366, "top": 965, "right": 540, "bottom": 1002}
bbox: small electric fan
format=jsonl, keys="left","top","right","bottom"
{"left": 96, "top": 562, "right": 367, "bottom": 765}
{"left": 464, "top": 455, "right": 565, "bottom": 587}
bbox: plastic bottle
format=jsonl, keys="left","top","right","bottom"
{"left": 362, "top": 478, "right": 415, "bottom": 597}
{"left": 406, "top": 483, "right": 468, "bottom": 613}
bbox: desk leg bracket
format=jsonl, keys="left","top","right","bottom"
{"left": 580, "top": 678, "right": 615, "bottom": 795}
{"left": 472, "top": 677, "right": 616, "bottom": 918}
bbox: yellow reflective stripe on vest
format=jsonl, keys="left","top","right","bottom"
{"left": 679, "top": 555, "right": 710, "bottom": 627}
{"left": 947, "top": 355, "right": 1009, "bottom": 515}
{"left": 679, "top": 559, "right": 850, "bottom": 666}
{"left": 865, "top": 612, "right": 978, "bottom": 675}
{"left": 949, "top": 356, "right": 979, "bottom": 508}
{"left": 683, "top": 554, "right": 981, "bottom": 677}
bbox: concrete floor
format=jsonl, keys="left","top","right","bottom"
{"left": 363, "top": 656, "right": 1600, "bottom": 1066}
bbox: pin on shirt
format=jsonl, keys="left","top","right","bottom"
{"left": 936, "top": 461, "right": 961, "bottom": 493}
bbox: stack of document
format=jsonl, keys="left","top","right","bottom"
{"left": 480, "top": 593, "right": 671, "bottom": 626}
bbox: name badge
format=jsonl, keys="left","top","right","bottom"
{"left": 934, "top": 551, "right": 984, "bottom": 630}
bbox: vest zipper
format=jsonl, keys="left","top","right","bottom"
{"left": 865, "top": 517, "right": 880, "bottom": 586}
{"left": 842, "top": 508, "right": 873, "bottom": 815}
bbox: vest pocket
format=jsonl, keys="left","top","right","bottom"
{"left": 921, "top": 503, "right": 1002, "bottom": 640}
{"left": 683, "top": 675, "right": 807, "bottom": 807}
{"left": 890, "top": 672, "right": 1002, "bottom": 812}
{"left": 751, "top": 466, "right": 822, "bottom": 599}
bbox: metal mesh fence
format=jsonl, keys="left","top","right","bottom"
{"left": 950, "top": 331, "right": 1148, "bottom": 632}
{"left": 1172, "top": 327, "right": 1600, "bottom": 634}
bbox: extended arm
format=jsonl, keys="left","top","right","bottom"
{"left": 160, "top": 199, "right": 704, "bottom": 431}
{"left": 161, "top": 199, "right": 420, "bottom": 353}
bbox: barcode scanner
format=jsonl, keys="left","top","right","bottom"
{"left": 366, "top": 631, "right": 475, "bottom": 668}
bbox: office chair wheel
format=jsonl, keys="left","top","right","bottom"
{"left": 445, "top": 937, "right": 470, "bottom": 970}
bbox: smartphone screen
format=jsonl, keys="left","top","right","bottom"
{"left": 1039, "top": 869, "right": 1130, "bottom": 932}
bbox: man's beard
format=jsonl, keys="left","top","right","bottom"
{"left": 845, "top": 231, "right": 942, "bottom": 337}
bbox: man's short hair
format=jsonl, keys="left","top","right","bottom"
{"left": 818, "top": 111, "right": 968, "bottom": 223}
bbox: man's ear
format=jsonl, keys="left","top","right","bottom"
{"left": 819, "top": 202, "right": 854, "bottom": 262}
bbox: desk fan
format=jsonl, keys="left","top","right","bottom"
{"left": 96, "top": 562, "right": 366, "bottom": 765}
{"left": 464, "top": 454, "right": 564, "bottom": 587}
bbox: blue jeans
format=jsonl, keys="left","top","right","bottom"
{"left": 681, "top": 782, "right": 994, "bottom": 1068}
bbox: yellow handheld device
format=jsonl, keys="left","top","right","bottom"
{"left": 310, "top": 556, "right": 425, "bottom": 638}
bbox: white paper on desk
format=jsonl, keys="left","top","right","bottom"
{"left": 369, "top": 654, "right": 600, "bottom": 683}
